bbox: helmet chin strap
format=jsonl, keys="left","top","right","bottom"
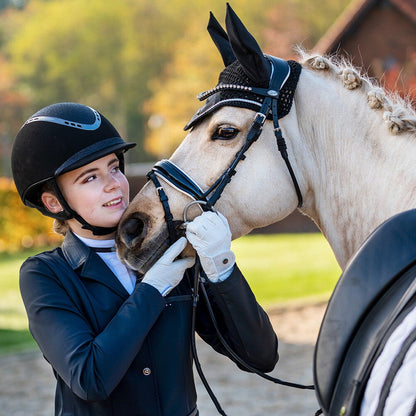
{"left": 79, "top": 217, "right": 118, "bottom": 236}
{"left": 51, "top": 181, "right": 117, "bottom": 236}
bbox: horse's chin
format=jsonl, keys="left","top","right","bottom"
{"left": 124, "top": 239, "right": 170, "bottom": 276}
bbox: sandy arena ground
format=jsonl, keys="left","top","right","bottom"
{"left": 0, "top": 302, "right": 326, "bottom": 416}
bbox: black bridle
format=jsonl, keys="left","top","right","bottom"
{"left": 148, "top": 57, "right": 302, "bottom": 240}
{"left": 146, "top": 57, "right": 313, "bottom": 415}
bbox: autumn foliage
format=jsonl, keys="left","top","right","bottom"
{"left": 0, "top": 177, "right": 62, "bottom": 252}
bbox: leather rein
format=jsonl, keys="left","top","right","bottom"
{"left": 146, "top": 57, "right": 313, "bottom": 415}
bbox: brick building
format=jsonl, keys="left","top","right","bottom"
{"left": 314, "top": 0, "right": 416, "bottom": 102}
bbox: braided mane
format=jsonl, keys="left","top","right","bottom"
{"left": 298, "top": 51, "right": 416, "bottom": 135}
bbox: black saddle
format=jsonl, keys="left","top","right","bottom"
{"left": 314, "top": 208, "right": 416, "bottom": 415}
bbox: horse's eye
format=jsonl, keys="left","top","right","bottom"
{"left": 212, "top": 126, "right": 239, "bottom": 141}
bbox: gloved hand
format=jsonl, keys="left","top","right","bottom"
{"left": 142, "top": 237, "right": 195, "bottom": 296}
{"left": 186, "top": 211, "right": 235, "bottom": 283}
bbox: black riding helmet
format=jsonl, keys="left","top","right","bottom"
{"left": 11, "top": 102, "right": 136, "bottom": 235}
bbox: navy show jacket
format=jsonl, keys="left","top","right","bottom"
{"left": 19, "top": 231, "right": 278, "bottom": 416}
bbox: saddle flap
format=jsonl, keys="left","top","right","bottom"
{"left": 314, "top": 208, "right": 416, "bottom": 413}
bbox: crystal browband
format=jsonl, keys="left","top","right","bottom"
{"left": 197, "top": 84, "right": 254, "bottom": 101}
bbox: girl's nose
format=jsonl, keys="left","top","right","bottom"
{"left": 105, "top": 174, "right": 120, "bottom": 191}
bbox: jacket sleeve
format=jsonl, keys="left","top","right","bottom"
{"left": 19, "top": 255, "right": 166, "bottom": 401}
{"left": 195, "top": 265, "right": 279, "bottom": 373}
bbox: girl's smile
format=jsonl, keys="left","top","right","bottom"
{"left": 103, "top": 197, "right": 123, "bottom": 207}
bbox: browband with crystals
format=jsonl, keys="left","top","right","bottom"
{"left": 197, "top": 84, "right": 255, "bottom": 101}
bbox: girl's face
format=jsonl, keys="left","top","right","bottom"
{"left": 57, "top": 153, "right": 130, "bottom": 239}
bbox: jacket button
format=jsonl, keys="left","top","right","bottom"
{"left": 142, "top": 367, "right": 151, "bottom": 376}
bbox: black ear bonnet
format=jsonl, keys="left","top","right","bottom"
{"left": 184, "top": 58, "right": 301, "bottom": 130}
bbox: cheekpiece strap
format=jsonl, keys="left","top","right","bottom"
{"left": 147, "top": 170, "right": 177, "bottom": 244}
{"left": 151, "top": 57, "right": 303, "bottom": 219}
{"left": 267, "top": 57, "right": 303, "bottom": 208}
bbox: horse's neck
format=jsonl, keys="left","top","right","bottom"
{"left": 295, "top": 76, "right": 416, "bottom": 269}
{"left": 305, "top": 130, "right": 416, "bottom": 269}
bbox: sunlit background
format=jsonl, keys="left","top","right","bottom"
{"left": 0, "top": 1, "right": 415, "bottom": 414}
{"left": 0, "top": 0, "right": 415, "bottom": 348}
{"left": 0, "top": 0, "right": 415, "bottom": 335}
{"left": 1, "top": 0, "right": 415, "bottom": 249}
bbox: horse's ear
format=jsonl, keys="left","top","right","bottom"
{"left": 207, "top": 12, "right": 236, "bottom": 67}
{"left": 225, "top": 3, "right": 270, "bottom": 85}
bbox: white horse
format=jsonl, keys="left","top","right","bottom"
{"left": 116, "top": 5, "right": 416, "bottom": 416}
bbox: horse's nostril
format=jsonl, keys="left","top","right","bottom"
{"left": 125, "top": 217, "right": 144, "bottom": 236}
{"left": 121, "top": 217, "right": 146, "bottom": 248}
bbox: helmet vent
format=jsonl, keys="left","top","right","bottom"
{"left": 25, "top": 107, "right": 101, "bottom": 131}
{"left": 64, "top": 121, "right": 83, "bottom": 128}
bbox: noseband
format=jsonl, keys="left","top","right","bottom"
{"left": 147, "top": 56, "right": 303, "bottom": 244}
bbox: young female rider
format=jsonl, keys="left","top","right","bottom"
{"left": 11, "top": 102, "right": 278, "bottom": 416}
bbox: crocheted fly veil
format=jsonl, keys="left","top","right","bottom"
{"left": 185, "top": 58, "right": 301, "bottom": 130}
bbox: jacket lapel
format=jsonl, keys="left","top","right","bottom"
{"left": 62, "top": 231, "right": 129, "bottom": 298}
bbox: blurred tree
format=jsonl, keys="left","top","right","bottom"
{"left": 144, "top": 0, "right": 273, "bottom": 157}
{"left": 0, "top": 0, "right": 352, "bottom": 166}
{"left": 2, "top": 0, "right": 194, "bottom": 162}
{"left": 264, "top": 0, "right": 350, "bottom": 58}
{"left": 144, "top": 13, "right": 222, "bottom": 158}
{"left": 0, "top": 54, "right": 27, "bottom": 176}
{"left": 0, "top": 177, "right": 62, "bottom": 252}
{"left": 0, "top": 0, "right": 25, "bottom": 10}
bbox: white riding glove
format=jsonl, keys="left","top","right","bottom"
{"left": 142, "top": 237, "right": 195, "bottom": 296}
{"left": 186, "top": 211, "right": 235, "bottom": 283}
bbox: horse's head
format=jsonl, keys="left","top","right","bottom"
{"left": 116, "top": 5, "right": 305, "bottom": 273}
